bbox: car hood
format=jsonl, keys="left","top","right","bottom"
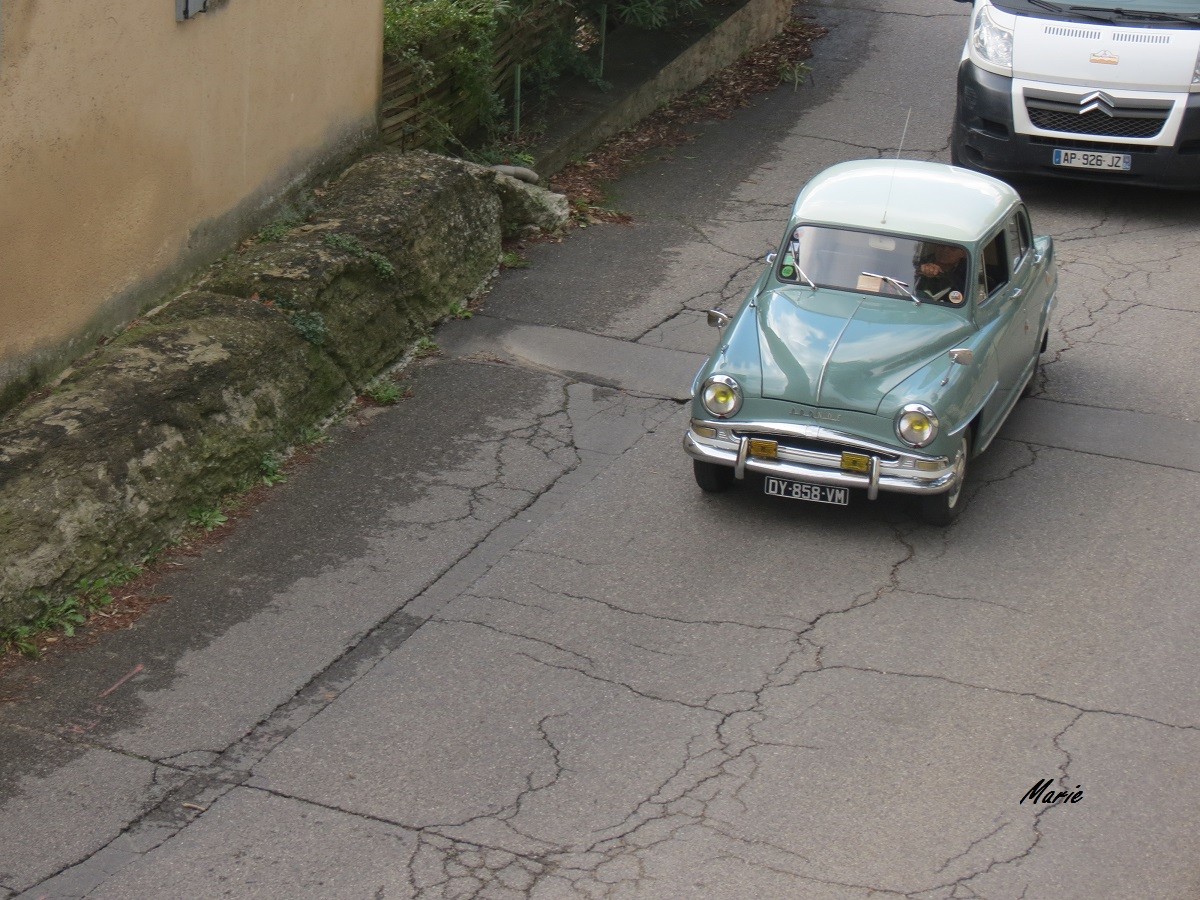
{"left": 757, "top": 288, "right": 972, "bottom": 414}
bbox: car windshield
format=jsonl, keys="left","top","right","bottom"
{"left": 777, "top": 225, "right": 970, "bottom": 305}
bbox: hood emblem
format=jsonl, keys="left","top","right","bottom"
{"left": 789, "top": 406, "right": 841, "bottom": 422}
{"left": 1089, "top": 50, "right": 1119, "bottom": 65}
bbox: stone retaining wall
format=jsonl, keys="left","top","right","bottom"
{"left": 0, "top": 150, "right": 567, "bottom": 629}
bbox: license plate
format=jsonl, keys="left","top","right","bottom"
{"left": 1052, "top": 149, "right": 1131, "bottom": 172}
{"left": 764, "top": 477, "right": 849, "bottom": 506}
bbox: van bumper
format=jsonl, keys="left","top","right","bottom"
{"left": 953, "top": 61, "right": 1200, "bottom": 190}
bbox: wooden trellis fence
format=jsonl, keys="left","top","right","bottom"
{"left": 382, "top": 3, "right": 573, "bottom": 149}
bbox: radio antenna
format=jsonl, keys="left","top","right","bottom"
{"left": 881, "top": 108, "right": 912, "bottom": 225}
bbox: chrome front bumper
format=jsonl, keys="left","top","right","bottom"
{"left": 683, "top": 421, "right": 958, "bottom": 499}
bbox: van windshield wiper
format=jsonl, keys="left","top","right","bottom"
{"left": 1025, "top": 0, "right": 1065, "bottom": 13}
{"left": 1112, "top": 9, "right": 1200, "bottom": 24}
{"left": 1068, "top": 6, "right": 1200, "bottom": 24}
{"left": 1064, "top": 5, "right": 1120, "bottom": 20}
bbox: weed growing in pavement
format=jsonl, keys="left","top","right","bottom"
{"left": 779, "top": 61, "right": 812, "bottom": 91}
{"left": 296, "top": 424, "right": 327, "bottom": 446}
{"left": 0, "top": 563, "right": 145, "bottom": 658}
{"left": 500, "top": 250, "right": 529, "bottom": 270}
{"left": 76, "top": 564, "right": 143, "bottom": 602}
{"left": 448, "top": 301, "right": 474, "bottom": 320}
{"left": 414, "top": 336, "right": 441, "bottom": 359}
{"left": 362, "top": 378, "right": 406, "bottom": 405}
{"left": 0, "top": 594, "right": 88, "bottom": 657}
{"left": 187, "top": 506, "right": 228, "bottom": 532}
{"left": 260, "top": 452, "right": 287, "bottom": 486}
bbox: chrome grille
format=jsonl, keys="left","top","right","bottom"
{"left": 736, "top": 431, "right": 900, "bottom": 464}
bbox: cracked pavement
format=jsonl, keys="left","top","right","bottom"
{"left": 4, "top": 1, "right": 1200, "bottom": 897}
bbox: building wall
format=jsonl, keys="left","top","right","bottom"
{"left": 0, "top": 0, "right": 382, "bottom": 409}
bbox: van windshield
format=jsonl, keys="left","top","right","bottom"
{"left": 995, "top": 0, "right": 1200, "bottom": 23}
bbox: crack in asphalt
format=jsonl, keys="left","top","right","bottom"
{"left": 14, "top": 105, "right": 1200, "bottom": 895}
{"left": 825, "top": 665, "right": 1200, "bottom": 733}
{"left": 14, "top": 379, "right": 682, "bottom": 898}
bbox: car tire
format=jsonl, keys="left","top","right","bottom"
{"left": 1023, "top": 330, "right": 1049, "bottom": 398}
{"left": 693, "top": 460, "right": 734, "bottom": 493}
{"left": 919, "top": 432, "right": 970, "bottom": 526}
{"left": 1021, "top": 356, "right": 1040, "bottom": 398}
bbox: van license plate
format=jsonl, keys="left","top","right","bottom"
{"left": 764, "top": 477, "right": 849, "bottom": 506}
{"left": 1052, "top": 149, "right": 1131, "bottom": 171}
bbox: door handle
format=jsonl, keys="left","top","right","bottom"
{"left": 1011, "top": 288, "right": 1023, "bottom": 299}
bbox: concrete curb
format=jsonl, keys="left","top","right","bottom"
{"left": 534, "top": 0, "right": 791, "bottom": 176}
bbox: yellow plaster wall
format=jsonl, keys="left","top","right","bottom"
{"left": 0, "top": 0, "right": 382, "bottom": 398}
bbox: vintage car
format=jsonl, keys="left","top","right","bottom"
{"left": 683, "top": 159, "right": 1056, "bottom": 524}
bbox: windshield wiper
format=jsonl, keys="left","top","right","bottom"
{"left": 1025, "top": 0, "right": 1065, "bottom": 13}
{"left": 1064, "top": 5, "right": 1120, "bottom": 21}
{"left": 793, "top": 265, "right": 818, "bottom": 291}
{"left": 1068, "top": 6, "right": 1200, "bottom": 24}
{"left": 1112, "top": 9, "right": 1200, "bottom": 24}
{"left": 862, "top": 272, "right": 920, "bottom": 304}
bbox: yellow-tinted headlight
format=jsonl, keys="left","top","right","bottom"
{"left": 701, "top": 375, "right": 742, "bottom": 418}
{"left": 895, "top": 404, "right": 939, "bottom": 447}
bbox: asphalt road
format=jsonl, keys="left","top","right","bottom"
{"left": 4, "top": 1, "right": 1200, "bottom": 897}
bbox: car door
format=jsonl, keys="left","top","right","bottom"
{"left": 1004, "top": 208, "right": 1041, "bottom": 375}
{"left": 973, "top": 226, "right": 1026, "bottom": 431}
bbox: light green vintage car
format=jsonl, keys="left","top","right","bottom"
{"left": 684, "top": 159, "right": 1056, "bottom": 524}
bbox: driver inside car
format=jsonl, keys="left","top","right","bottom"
{"left": 914, "top": 242, "right": 968, "bottom": 303}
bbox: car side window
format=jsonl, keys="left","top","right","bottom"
{"left": 981, "top": 231, "right": 1010, "bottom": 299}
{"left": 1017, "top": 210, "right": 1032, "bottom": 256}
{"left": 1005, "top": 213, "right": 1029, "bottom": 271}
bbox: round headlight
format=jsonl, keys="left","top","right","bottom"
{"left": 701, "top": 375, "right": 742, "bottom": 418}
{"left": 895, "top": 403, "right": 939, "bottom": 448}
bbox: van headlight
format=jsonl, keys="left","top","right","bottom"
{"left": 701, "top": 375, "right": 742, "bottom": 418}
{"left": 895, "top": 404, "right": 939, "bottom": 448}
{"left": 971, "top": 6, "right": 1013, "bottom": 73}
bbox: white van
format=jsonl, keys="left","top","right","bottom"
{"left": 952, "top": 0, "right": 1200, "bottom": 186}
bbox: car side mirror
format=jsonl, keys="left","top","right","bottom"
{"left": 706, "top": 310, "right": 731, "bottom": 329}
{"left": 949, "top": 348, "right": 974, "bottom": 366}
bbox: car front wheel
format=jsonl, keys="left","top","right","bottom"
{"left": 693, "top": 460, "right": 734, "bottom": 493}
{"left": 919, "top": 433, "right": 970, "bottom": 526}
